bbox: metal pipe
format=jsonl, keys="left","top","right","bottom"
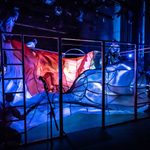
{"left": 58, "top": 37, "right": 63, "bottom": 138}
{"left": 102, "top": 41, "right": 106, "bottom": 128}
{"left": 62, "top": 38, "right": 103, "bottom": 43}
{"left": 120, "top": 47, "right": 150, "bottom": 54}
{"left": 15, "top": 23, "right": 66, "bottom": 34}
{"left": 21, "top": 34, "right": 27, "bottom": 144}
{"left": 134, "top": 44, "right": 138, "bottom": 120}
{"left": 23, "top": 34, "right": 58, "bottom": 39}
{"left": 62, "top": 38, "right": 138, "bottom": 45}
{"left": 0, "top": 30, "right": 6, "bottom": 145}
{"left": 61, "top": 43, "right": 102, "bottom": 48}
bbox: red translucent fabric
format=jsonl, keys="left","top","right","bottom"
{"left": 11, "top": 40, "right": 94, "bottom": 95}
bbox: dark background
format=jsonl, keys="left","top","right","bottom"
{"left": 0, "top": 0, "right": 150, "bottom": 65}
{"left": 0, "top": 0, "right": 147, "bottom": 43}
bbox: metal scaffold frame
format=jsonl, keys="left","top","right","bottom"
{"left": 1, "top": 32, "right": 150, "bottom": 146}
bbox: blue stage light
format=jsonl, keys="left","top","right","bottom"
{"left": 44, "top": 0, "right": 55, "bottom": 5}
{"left": 128, "top": 54, "right": 133, "bottom": 58}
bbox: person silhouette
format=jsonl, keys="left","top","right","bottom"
{"left": 0, "top": 7, "right": 19, "bottom": 41}
{"left": 106, "top": 40, "right": 121, "bottom": 65}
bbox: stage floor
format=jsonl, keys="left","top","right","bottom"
{"left": 22, "top": 108, "right": 150, "bottom": 143}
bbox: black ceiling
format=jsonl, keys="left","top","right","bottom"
{"left": 0, "top": 0, "right": 136, "bottom": 19}
{"left": 0, "top": 0, "right": 137, "bottom": 33}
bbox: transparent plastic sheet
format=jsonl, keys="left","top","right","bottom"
{"left": 1, "top": 34, "right": 150, "bottom": 144}
{"left": 137, "top": 44, "right": 150, "bottom": 118}
{"left": 105, "top": 42, "right": 135, "bottom": 125}
{"left": 61, "top": 38, "right": 103, "bottom": 133}
{"left": 1, "top": 35, "right": 60, "bottom": 144}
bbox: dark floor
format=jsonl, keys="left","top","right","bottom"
{"left": 2, "top": 117, "right": 150, "bottom": 150}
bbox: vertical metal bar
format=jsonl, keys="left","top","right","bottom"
{"left": 0, "top": 31, "right": 6, "bottom": 143}
{"left": 134, "top": 44, "right": 138, "bottom": 120}
{"left": 21, "top": 34, "right": 27, "bottom": 144}
{"left": 101, "top": 41, "right": 105, "bottom": 128}
{"left": 58, "top": 37, "right": 63, "bottom": 138}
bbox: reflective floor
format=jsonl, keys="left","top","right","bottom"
{"left": 3, "top": 116, "right": 150, "bottom": 150}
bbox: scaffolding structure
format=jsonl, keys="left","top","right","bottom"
{"left": 1, "top": 32, "right": 150, "bottom": 146}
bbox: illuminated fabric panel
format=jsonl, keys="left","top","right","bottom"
{"left": 11, "top": 40, "right": 94, "bottom": 96}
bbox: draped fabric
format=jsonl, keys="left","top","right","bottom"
{"left": 2, "top": 40, "right": 149, "bottom": 133}
{"left": 11, "top": 40, "right": 94, "bottom": 96}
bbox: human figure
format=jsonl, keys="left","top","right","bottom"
{"left": 93, "top": 51, "right": 101, "bottom": 69}
{"left": 106, "top": 41, "right": 121, "bottom": 65}
{"left": 0, "top": 8, "right": 21, "bottom": 102}
{"left": 0, "top": 7, "right": 19, "bottom": 41}
{"left": 0, "top": 7, "right": 20, "bottom": 74}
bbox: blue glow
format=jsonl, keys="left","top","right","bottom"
{"left": 128, "top": 54, "right": 133, "bottom": 58}
{"left": 44, "top": 0, "right": 55, "bottom": 5}
{"left": 55, "top": 6, "right": 63, "bottom": 16}
{"left": 77, "top": 10, "right": 84, "bottom": 22}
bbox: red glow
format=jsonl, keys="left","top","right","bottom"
{"left": 11, "top": 40, "right": 94, "bottom": 95}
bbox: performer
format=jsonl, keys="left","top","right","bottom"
{"left": 0, "top": 7, "right": 19, "bottom": 41}
{"left": 0, "top": 7, "right": 23, "bottom": 131}
{"left": 93, "top": 51, "right": 101, "bottom": 69}
{"left": 0, "top": 7, "right": 21, "bottom": 101}
{"left": 106, "top": 40, "right": 121, "bottom": 66}
{"left": 0, "top": 7, "right": 19, "bottom": 79}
